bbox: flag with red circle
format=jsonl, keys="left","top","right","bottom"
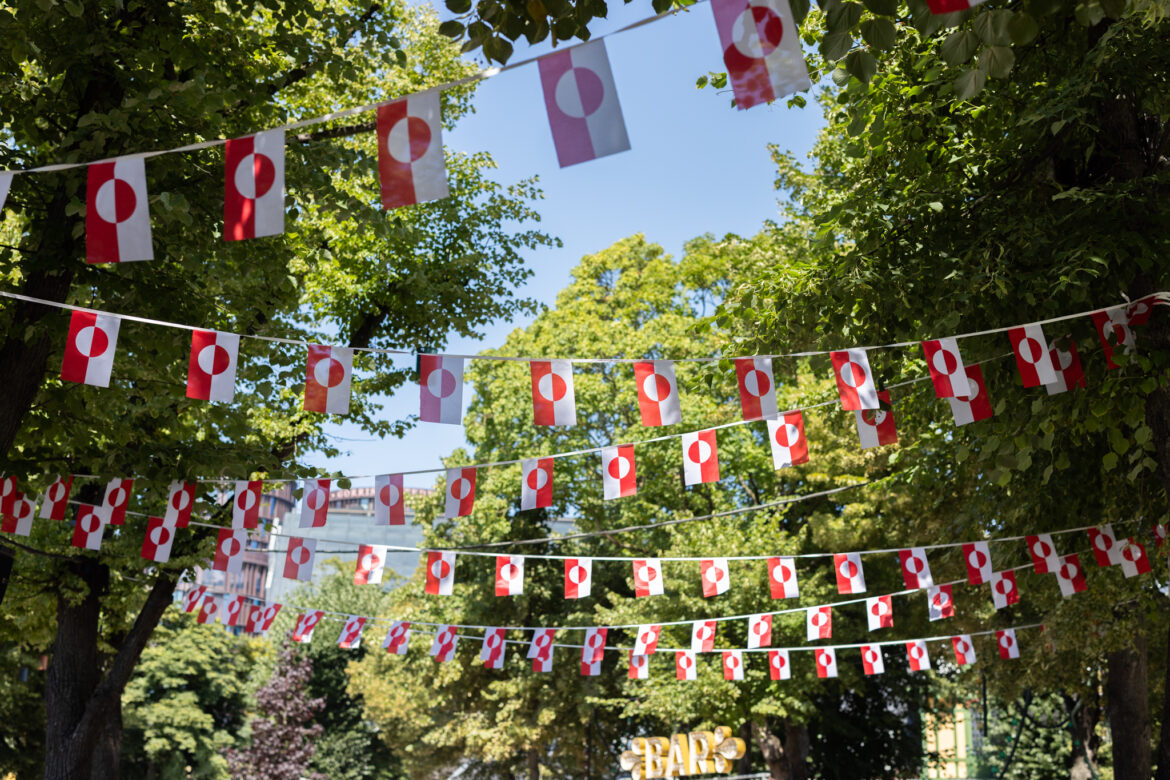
{"left": 102, "top": 477, "right": 133, "bottom": 526}
{"left": 187, "top": 330, "right": 240, "bottom": 403}
{"left": 963, "top": 541, "right": 992, "bottom": 585}
{"left": 633, "top": 624, "right": 662, "bottom": 656}
{"left": 242, "top": 604, "right": 261, "bottom": 633}
{"left": 831, "top": 349, "right": 880, "bottom": 410}
{"left": 520, "top": 457, "right": 554, "bottom": 510}
{"left": 1155, "top": 523, "right": 1169, "bottom": 548}
{"left": 1055, "top": 553, "right": 1087, "bottom": 597}
{"left": 1009, "top": 324, "right": 1058, "bottom": 387}
{"left": 1025, "top": 534, "right": 1059, "bottom": 573}
{"left": 1091, "top": 306, "right": 1135, "bottom": 369}
{"left": 337, "top": 615, "right": 367, "bottom": 649}
{"left": 425, "top": 551, "right": 456, "bottom": 595}
{"left": 700, "top": 557, "right": 731, "bottom": 597}
{"left": 769, "top": 649, "right": 790, "bottom": 680}
{"left": 374, "top": 473, "right": 406, "bottom": 525}
{"left": 952, "top": 634, "right": 976, "bottom": 666}
{"left": 735, "top": 357, "right": 777, "bottom": 420}
{"left": 748, "top": 613, "right": 772, "bottom": 648}
{"left": 861, "top": 644, "right": 884, "bottom": 675}
{"left": 710, "top": 0, "right": 811, "bottom": 110}
{"left": 767, "top": 556, "right": 799, "bottom": 599}
{"left": 997, "top": 629, "right": 1020, "bottom": 659}
{"left": 233, "top": 480, "right": 262, "bottom": 529}
{"left": 530, "top": 359, "right": 577, "bottom": 426}
{"left": 855, "top": 390, "right": 897, "bottom": 449}
{"left": 1118, "top": 538, "right": 1150, "bottom": 578}
{"left": 164, "top": 481, "right": 196, "bottom": 528}
{"left": 304, "top": 345, "right": 353, "bottom": 415}
{"left": 284, "top": 537, "right": 317, "bottom": 581}
{"left": 495, "top": 555, "right": 525, "bottom": 596}
{"left": 906, "top": 640, "right": 931, "bottom": 672}
{"left": 1087, "top": 525, "right": 1123, "bottom": 567}
{"left": 634, "top": 360, "right": 682, "bottom": 426}
{"left": 833, "top": 552, "right": 866, "bottom": 594}
{"left": 898, "top": 547, "right": 933, "bottom": 590}
{"left": 141, "top": 516, "right": 176, "bottom": 563}
{"left": 691, "top": 620, "right": 717, "bottom": 653}
{"left": 481, "top": 627, "right": 507, "bottom": 668}
{"left": 86, "top": 157, "right": 153, "bottom": 263}
{"left": 675, "top": 650, "right": 697, "bottom": 680}
{"left": 1045, "top": 340, "right": 1086, "bottom": 395}
{"left": 806, "top": 606, "right": 831, "bottom": 641}
{"left": 196, "top": 593, "right": 219, "bottom": 625}
{"left": 633, "top": 557, "right": 664, "bottom": 597}
{"left": 581, "top": 656, "right": 602, "bottom": 677}
{"left": 815, "top": 647, "right": 838, "bottom": 678}
{"left": 445, "top": 467, "right": 476, "bottom": 518}
{"left": 866, "top": 595, "right": 894, "bottom": 630}
{"left": 602, "top": 445, "right": 637, "bottom": 499}
{"left": 564, "top": 558, "right": 593, "bottom": 599}
{"left": 181, "top": 586, "right": 207, "bottom": 613}
{"left": 224, "top": 129, "right": 284, "bottom": 241}
{"left": 538, "top": 39, "right": 630, "bottom": 168}
{"left": 377, "top": 93, "right": 448, "bottom": 209}
{"left": 991, "top": 570, "right": 1018, "bottom": 610}
{"left": 430, "top": 625, "right": 459, "bottom": 662}
{"left": 682, "top": 429, "right": 720, "bottom": 485}
{"left": 39, "top": 475, "right": 73, "bottom": 521}
{"left": 61, "top": 311, "right": 121, "bottom": 387}
{"left": 419, "top": 355, "right": 464, "bottom": 425}
{"left": 921, "top": 338, "right": 971, "bottom": 398}
{"left": 722, "top": 650, "right": 744, "bottom": 681}
{"left": 767, "top": 412, "right": 809, "bottom": 469}
{"left": 946, "top": 364, "right": 994, "bottom": 426}
{"left": 384, "top": 621, "right": 411, "bottom": 655}
{"left": 927, "top": 584, "right": 955, "bottom": 621}
{"left": 527, "top": 628, "right": 556, "bottom": 672}
{"left": 291, "top": 610, "right": 323, "bottom": 643}
{"left": 354, "top": 544, "right": 388, "bottom": 585}
{"left": 214, "top": 528, "right": 247, "bottom": 573}
{"left": 0, "top": 476, "right": 15, "bottom": 519}
{"left": 628, "top": 651, "right": 650, "bottom": 680}
{"left": 927, "top": 0, "right": 988, "bottom": 13}
{"left": 221, "top": 595, "right": 246, "bottom": 627}
{"left": 299, "top": 478, "right": 331, "bottom": 528}
{"left": 582, "top": 627, "right": 608, "bottom": 664}
{"left": 1, "top": 493, "right": 34, "bottom": 536}
{"left": 254, "top": 603, "right": 282, "bottom": 633}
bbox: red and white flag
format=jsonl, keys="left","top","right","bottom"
{"left": 419, "top": 355, "right": 464, "bottom": 425}
{"left": 337, "top": 616, "right": 367, "bottom": 649}
{"left": 602, "top": 445, "right": 637, "bottom": 499}
{"left": 291, "top": 610, "right": 323, "bottom": 643}
{"left": 480, "top": 627, "right": 507, "bottom": 669}
{"left": 526, "top": 628, "right": 556, "bottom": 668}
{"left": 425, "top": 551, "right": 456, "bottom": 595}
{"left": 256, "top": 603, "right": 282, "bottom": 633}
{"left": 921, "top": 338, "right": 971, "bottom": 398}
{"left": 946, "top": 364, "right": 993, "bottom": 426}
{"left": 445, "top": 468, "right": 476, "bottom": 518}
{"left": 633, "top": 624, "right": 662, "bottom": 656}
{"left": 854, "top": 390, "right": 897, "bottom": 449}
{"left": 1091, "top": 306, "right": 1135, "bottom": 369}
{"left": 1045, "top": 341, "right": 1086, "bottom": 395}
{"left": 906, "top": 640, "right": 931, "bottom": 672}
{"left": 861, "top": 645, "right": 885, "bottom": 675}
{"left": 748, "top": 613, "right": 772, "bottom": 648}
{"left": 224, "top": 129, "right": 284, "bottom": 240}
{"left": 952, "top": 635, "right": 976, "bottom": 666}
{"left": 963, "top": 541, "right": 992, "bottom": 585}
{"left": 1155, "top": 523, "right": 1168, "bottom": 548}
{"left": 991, "top": 570, "right": 1019, "bottom": 610}
{"left": 196, "top": 594, "right": 219, "bottom": 625}
{"left": 284, "top": 537, "right": 317, "bottom": 581}
{"left": 768, "top": 556, "right": 799, "bottom": 599}
{"left": 633, "top": 558, "right": 664, "bottom": 597}
{"left": 634, "top": 360, "right": 681, "bottom": 426}
{"left": 1126, "top": 296, "right": 1157, "bottom": 325}
{"left": 834, "top": 553, "right": 866, "bottom": 594}
{"left": 164, "top": 481, "right": 196, "bottom": 528}
{"left": 537, "top": 39, "right": 630, "bottom": 168}
{"left": 1119, "top": 539, "right": 1151, "bottom": 578}
{"left": 628, "top": 652, "right": 650, "bottom": 680}
{"left": 221, "top": 595, "right": 246, "bottom": 627}
{"left": 304, "top": 345, "right": 353, "bottom": 415}
{"left": 806, "top": 606, "right": 831, "bottom": 640}
{"left": 0, "top": 173, "right": 10, "bottom": 212}
{"left": 582, "top": 627, "right": 608, "bottom": 665}
{"left": 1009, "top": 324, "right": 1057, "bottom": 387}
{"left": 1088, "top": 525, "right": 1123, "bottom": 567}
{"left": 700, "top": 557, "right": 731, "bottom": 597}
{"left": 182, "top": 586, "right": 207, "bottom": 614}
{"left": 769, "top": 649, "right": 791, "bottom": 680}
{"left": 735, "top": 357, "right": 777, "bottom": 420}
{"left": 377, "top": 93, "right": 448, "bottom": 209}
{"left": 565, "top": 558, "right": 593, "bottom": 599}
{"left": 39, "top": 475, "right": 73, "bottom": 520}
{"left": 927, "top": 0, "right": 988, "bottom": 13}
{"left": 520, "top": 457, "right": 554, "bottom": 510}
{"left": 691, "top": 620, "right": 717, "bottom": 653}
{"left": 710, "top": 0, "right": 811, "bottom": 110}
{"left": 355, "top": 544, "right": 388, "bottom": 585}
{"left": 532, "top": 643, "right": 555, "bottom": 673}
{"left": 141, "top": 516, "right": 176, "bottom": 563}
{"left": 102, "top": 477, "right": 133, "bottom": 526}
{"left": 86, "top": 157, "right": 152, "bottom": 263}
{"left": 214, "top": 528, "right": 247, "bottom": 573}
{"left": 430, "top": 626, "right": 459, "bottom": 662}
{"left": 374, "top": 474, "right": 406, "bottom": 525}
{"left": 530, "top": 359, "right": 576, "bottom": 426}
{"left": 2, "top": 494, "right": 34, "bottom": 536}
{"left": 682, "top": 429, "right": 720, "bottom": 485}
{"left": 242, "top": 604, "right": 260, "bottom": 633}
{"left": 187, "top": 330, "right": 240, "bottom": 403}
{"left": 997, "top": 629, "right": 1020, "bottom": 659}
{"left": 723, "top": 650, "right": 745, "bottom": 681}
{"left": 495, "top": 555, "right": 525, "bottom": 596}
{"left": 61, "top": 311, "right": 120, "bottom": 387}
{"left": 815, "top": 648, "right": 838, "bottom": 678}
{"left": 767, "top": 412, "right": 809, "bottom": 469}
{"left": 1026, "top": 534, "right": 1060, "bottom": 573}
{"left": 233, "top": 480, "right": 262, "bottom": 529}
{"left": 899, "top": 548, "right": 934, "bottom": 590}
{"left": 581, "top": 656, "right": 602, "bottom": 677}
{"left": 1055, "top": 554, "right": 1087, "bottom": 597}
{"left": 299, "top": 478, "right": 331, "bottom": 528}
{"left": 867, "top": 595, "right": 894, "bottom": 630}
{"left": 831, "top": 349, "right": 880, "bottom": 410}
{"left": 927, "top": 584, "right": 955, "bottom": 621}
{"left": 676, "top": 651, "right": 697, "bottom": 681}
{"left": 384, "top": 621, "right": 411, "bottom": 654}
{"left": 0, "top": 476, "right": 15, "bottom": 518}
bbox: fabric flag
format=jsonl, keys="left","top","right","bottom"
{"left": 520, "top": 457, "right": 554, "bottom": 510}
{"left": 1056, "top": 554, "right": 1087, "bottom": 597}
{"left": 374, "top": 474, "right": 406, "bottom": 525}
{"left": 1088, "top": 525, "right": 1123, "bottom": 567}
{"left": 723, "top": 650, "right": 745, "bottom": 681}
{"left": 581, "top": 655, "right": 603, "bottom": 677}
{"left": 527, "top": 628, "right": 556, "bottom": 669}
{"left": 582, "top": 627, "right": 608, "bottom": 664}
{"left": 700, "top": 557, "right": 731, "bottom": 597}
{"left": 831, "top": 349, "right": 880, "bottom": 410}
{"left": 481, "top": 627, "right": 507, "bottom": 669}
{"left": 815, "top": 648, "right": 838, "bottom": 678}
{"left": 735, "top": 357, "right": 778, "bottom": 420}
{"left": 419, "top": 355, "right": 464, "bottom": 425}
{"left": 927, "top": 0, "right": 988, "bottom": 13}
{"left": 354, "top": 544, "right": 388, "bottom": 585}
{"left": 337, "top": 616, "right": 367, "bottom": 649}
{"left": 164, "top": 481, "right": 196, "bottom": 528}
{"left": 1126, "top": 296, "right": 1157, "bottom": 325}
{"left": 241, "top": 604, "right": 261, "bottom": 633}
{"left": 384, "top": 621, "right": 412, "bottom": 655}
{"left": 861, "top": 645, "right": 885, "bottom": 676}
{"left": 39, "top": 475, "right": 73, "bottom": 521}
{"left": 769, "top": 649, "right": 791, "bottom": 680}
{"left": 628, "top": 652, "right": 650, "bottom": 680}
{"left": 768, "top": 556, "right": 799, "bottom": 599}
{"left": 633, "top": 558, "right": 664, "bottom": 597}
{"left": 565, "top": 558, "right": 593, "bottom": 599}
{"left": 102, "top": 477, "right": 133, "bottom": 526}
{"left": 710, "top": 0, "right": 811, "bottom": 109}
{"left": 1156, "top": 523, "right": 1169, "bottom": 548}
{"left": 430, "top": 625, "right": 459, "bottom": 662}
{"left": 530, "top": 359, "right": 576, "bottom": 426}
{"left": 921, "top": 338, "right": 971, "bottom": 398}
{"left": 691, "top": 620, "right": 717, "bottom": 653}
{"left": 834, "top": 553, "right": 866, "bottom": 595}
{"left": 256, "top": 603, "right": 282, "bottom": 633}
{"left": 927, "top": 584, "right": 955, "bottom": 621}
{"left": 187, "top": 330, "right": 240, "bottom": 403}
{"left": 495, "top": 555, "right": 525, "bottom": 596}
{"left": 633, "top": 625, "right": 662, "bottom": 656}
{"left": 1009, "top": 324, "right": 1058, "bottom": 387}
{"left": 284, "top": 537, "right": 317, "bottom": 581}
{"left": 291, "top": 610, "right": 324, "bottom": 643}
{"left": 445, "top": 467, "right": 476, "bottom": 518}
{"left": 946, "top": 364, "right": 994, "bottom": 426}
{"left": 899, "top": 548, "right": 934, "bottom": 590}
{"left": 991, "top": 570, "right": 1019, "bottom": 610}
{"left": 675, "top": 651, "right": 697, "bottom": 681}
{"left": 602, "top": 445, "right": 637, "bottom": 499}
{"left": 855, "top": 390, "right": 897, "bottom": 448}
{"left": 0, "top": 476, "right": 15, "bottom": 518}
{"left": 233, "top": 480, "right": 263, "bottom": 529}
{"left": 61, "top": 311, "right": 121, "bottom": 387}
{"left": 0, "top": 173, "right": 10, "bottom": 212}
{"left": 952, "top": 635, "right": 976, "bottom": 666}
{"left": 213, "top": 528, "right": 246, "bottom": 573}
{"left": 906, "top": 640, "right": 931, "bottom": 672}
{"left": 1091, "top": 306, "right": 1135, "bottom": 369}
{"left": 224, "top": 129, "right": 284, "bottom": 240}
{"left": 181, "top": 586, "right": 207, "bottom": 614}
{"left": 537, "top": 39, "right": 630, "bottom": 168}
{"left": 304, "top": 345, "right": 353, "bottom": 415}
{"left": 767, "top": 412, "right": 809, "bottom": 468}
{"left": 806, "top": 606, "right": 831, "bottom": 641}
{"left": 377, "top": 92, "right": 448, "bottom": 209}
{"left": 1026, "top": 534, "right": 1060, "bottom": 574}
{"left": 425, "top": 551, "right": 456, "bottom": 595}
{"left": 299, "top": 478, "right": 331, "bottom": 528}
{"left": 1045, "top": 340, "right": 1086, "bottom": 395}
{"left": 86, "top": 156, "right": 152, "bottom": 263}
{"left": 2, "top": 494, "right": 34, "bottom": 536}
{"left": 196, "top": 594, "right": 219, "bottom": 625}
{"left": 867, "top": 595, "right": 894, "bottom": 630}
{"left": 682, "top": 429, "right": 721, "bottom": 485}
{"left": 633, "top": 360, "right": 681, "bottom": 426}
{"left": 963, "top": 541, "right": 992, "bottom": 585}
{"left": 1119, "top": 539, "right": 1151, "bottom": 578}
{"left": 141, "top": 516, "right": 176, "bottom": 563}
{"left": 997, "top": 629, "right": 1020, "bottom": 659}
{"left": 748, "top": 614, "right": 773, "bottom": 649}
{"left": 221, "top": 595, "right": 246, "bottom": 627}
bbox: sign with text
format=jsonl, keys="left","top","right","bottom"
{"left": 619, "top": 726, "right": 747, "bottom": 779}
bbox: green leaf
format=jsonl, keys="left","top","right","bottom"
{"left": 941, "top": 29, "right": 980, "bottom": 65}
{"left": 977, "top": 44, "right": 1015, "bottom": 78}
{"left": 828, "top": 1, "right": 864, "bottom": 30}
{"left": 483, "top": 35, "right": 514, "bottom": 62}
{"left": 862, "top": 0, "right": 900, "bottom": 15}
{"left": 952, "top": 68, "right": 986, "bottom": 99}
{"left": 820, "top": 31, "right": 854, "bottom": 61}
{"left": 860, "top": 17, "right": 896, "bottom": 50}
{"left": 831, "top": 64, "right": 853, "bottom": 86}
{"left": 448, "top": 0, "right": 473, "bottom": 11}
{"left": 790, "top": 0, "right": 812, "bottom": 25}
{"left": 972, "top": 9, "right": 1013, "bottom": 45}
{"left": 1007, "top": 11, "right": 1040, "bottom": 44}
{"left": 1102, "top": 452, "right": 1118, "bottom": 471}
{"left": 437, "top": 19, "right": 465, "bottom": 37}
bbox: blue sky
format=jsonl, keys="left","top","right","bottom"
{"left": 304, "top": 1, "right": 825, "bottom": 487}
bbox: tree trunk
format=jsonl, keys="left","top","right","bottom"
{"left": 752, "top": 720, "right": 808, "bottom": 780}
{"left": 1105, "top": 631, "right": 1151, "bottom": 780}
{"left": 1066, "top": 693, "right": 1100, "bottom": 780}
{"left": 527, "top": 747, "right": 539, "bottom": 780}
{"left": 1156, "top": 613, "right": 1170, "bottom": 780}
{"left": 90, "top": 700, "right": 122, "bottom": 779}
{"left": 736, "top": 721, "right": 752, "bottom": 775}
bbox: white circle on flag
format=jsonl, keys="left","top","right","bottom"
{"left": 450, "top": 478, "right": 471, "bottom": 500}
{"left": 94, "top": 177, "right": 138, "bottom": 224}
{"left": 486, "top": 632, "right": 502, "bottom": 649}
{"left": 731, "top": 4, "right": 784, "bottom": 59}
{"left": 426, "top": 367, "right": 457, "bottom": 399}
{"left": 995, "top": 577, "right": 1013, "bottom": 596}
{"left": 679, "top": 654, "right": 693, "bottom": 669}
{"left": 772, "top": 653, "right": 785, "bottom": 671}
{"left": 752, "top": 620, "right": 767, "bottom": 636}
{"left": 107, "top": 487, "right": 126, "bottom": 507}
{"left": 810, "top": 610, "right": 827, "bottom": 627}
{"left": 1032, "top": 539, "right": 1052, "bottom": 558}
{"left": 704, "top": 564, "right": 725, "bottom": 583}
{"left": 817, "top": 652, "right": 832, "bottom": 668}
{"left": 238, "top": 489, "right": 256, "bottom": 511}
{"left": 1092, "top": 533, "right": 1112, "bottom": 552}
{"left": 568, "top": 564, "right": 589, "bottom": 584}
{"left": 526, "top": 465, "right": 549, "bottom": 490}
{"left": 864, "top": 648, "right": 879, "bottom": 665}
{"left": 74, "top": 326, "right": 110, "bottom": 359}
{"left": 608, "top": 454, "right": 631, "bottom": 480}
{"left": 1054, "top": 348, "right": 1073, "bottom": 371}
{"left": 313, "top": 357, "right": 347, "bottom": 389}
{"left": 171, "top": 489, "right": 191, "bottom": 511}
{"left": 360, "top": 552, "right": 380, "bottom": 572}
{"left": 220, "top": 535, "right": 241, "bottom": 557}
{"left": 632, "top": 655, "right": 646, "bottom": 669}
{"left": 197, "top": 344, "right": 232, "bottom": 377}
{"left": 232, "top": 153, "right": 276, "bottom": 200}
{"left": 386, "top": 115, "right": 433, "bottom": 163}
{"left": 379, "top": 483, "right": 400, "bottom": 508}
{"left": 1122, "top": 543, "right": 1139, "bottom": 563}
{"left": 999, "top": 634, "right": 1014, "bottom": 650}
{"left": 499, "top": 563, "right": 519, "bottom": 582}
{"left": 586, "top": 633, "right": 602, "bottom": 648}
{"left": 636, "top": 563, "right": 658, "bottom": 584}
{"left": 695, "top": 624, "right": 713, "bottom": 641}
{"left": 909, "top": 644, "right": 924, "bottom": 660}
{"left": 955, "top": 639, "right": 969, "bottom": 655}
{"left": 1018, "top": 336, "right": 1045, "bottom": 363}
{"left": 688, "top": 439, "right": 713, "bottom": 464}
{"left": 839, "top": 360, "right": 868, "bottom": 388}
{"left": 554, "top": 66, "right": 606, "bottom": 119}
{"left": 48, "top": 483, "right": 65, "bottom": 502}
{"left": 726, "top": 654, "right": 740, "bottom": 670}
{"left": 431, "top": 559, "right": 450, "bottom": 579}
{"left": 838, "top": 559, "right": 858, "bottom": 579}
{"left": 150, "top": 525, "right": 170, "bottom": 546}
{"left": 641, "top": 372, "right": 673, "bottom": 402}
{"left": 967, "top": 548, "right": 988, "bottom": 569}
{"left": 933, "top": 590, "right": 950, "bottom": 608}
{"left": 292, "top": 544, "right": 311, "bottom": 565}
{"left": 537, "top": 372, "right": 568, "bottom": 402}
{"left": 871, "top": 599, "right": 890, "bottom": 616}
{"left": 930, "top": 349, "right": 959, "bottom": 376}
{"left": 306, "top": 488, "right": 326, "bottom": 511}
{"left": 775, "top": 423, "right": 801, "bottom": 448}
{"left": 905, "top": 555, "right": 924, "bottom": 574}
{"left": 742, "top": 368, "right": 770, "bottom": 397}
{"left": 773, "top": 562, "right": 793, "bottom": 583}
